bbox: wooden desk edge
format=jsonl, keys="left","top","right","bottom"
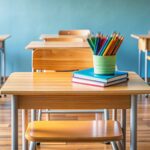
{"left": 131, "top": 34, "right": 150, "bottom": 39}
{"left": 25, "top": 41, "right": 90, "bottom": 50}
{"left": 39, "top": 34, "right": 51, "bottom": 40}
{"left": 25, "top": 41, "right": 41, "bottom": 50}
{"left": 1, "top": 90, "right": 150, "bottom": 96}
{"left": 0, "top": 34, "right": 11, "bottom": 41}
{"left": 1, "top": 72, "right": 150, "bottom": 95}
{"left": 131, "top": 34, "right": 140, "bottom": 39}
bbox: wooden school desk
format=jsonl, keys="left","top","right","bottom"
{"left": 0, "top": 35, "right": 10, "bottom": 86}
{"left": 1, "top": 72, "right": 150, "bottom": 150}
{"left": 26, "top": 41, "right": 91, "bottom": 73}
{"left": 26, "top": 41, "right": 97, "bottom": 122}
{"left": 131, "top": 34, "right": 150, "bottom": 83}
{"left": 26, "top": 40, "right": 93, "bottom": 117}
{"left": 40, "top": 34, "right": 88, "bottom": 42}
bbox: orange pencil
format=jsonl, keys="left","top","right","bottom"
{"left": 112, "top": 36, "right": 124, "bottom": 55}
{"left": 106, "top": 34, "right": 119, "bottom": 56}
{"left": 103, "top": 35, "right": 114, "bottom": 56}
{"left": 109, "top": 35, "right": 120, "bottom": 55}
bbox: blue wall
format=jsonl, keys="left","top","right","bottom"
{"left": 0, "top": 0, "right": 150, "bottom": 76}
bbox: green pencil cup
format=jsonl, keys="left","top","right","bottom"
{"left": 93, "top": 55, "right": 116, "bottom": 75}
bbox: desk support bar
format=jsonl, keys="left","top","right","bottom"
{"left": 41, "top": 109, "right": 105, "bottom": 114}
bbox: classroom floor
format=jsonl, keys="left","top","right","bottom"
{"left": 0, "top": 95, "right": 150, "bottom": 150}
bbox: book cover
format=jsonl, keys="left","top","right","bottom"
{"left": 73, "top": 68, "right": 128, "bottom": 83}
{"left": 72, "top": 77, "right": 128, "bottom": 87}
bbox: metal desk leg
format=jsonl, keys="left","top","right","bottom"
{"left": 138, "top": 50, "right": 142, "bottom": 76}
{"left": 145, "top": 51, "right": 148, "bottom": 83}
{"left": 130, "top": 95, "right": 137, "bottom": 150}
{"left": 22, "top": 110, "right": 28, "bottom": 150}
{"left": 121, "top": 109, "right": 126, "bottom": 150}
{"left": 1, "top": 41, "right": 6, "bottom": 84}
{"left": 0, "top": 44, "right": 2, "bottom": 87}
{"left": 0, "top": 49, "right": 1, "bottom": 89}
{"left": 11, "top": 96, "right": 18, "bottom": 150}
{"left": 31, "top": 67, "right": 37, "bottom": 122}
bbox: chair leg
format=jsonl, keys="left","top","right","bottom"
{"left": 29, "top": 142, "right": 36, "bottom": 150}
{"left": 95, "top": 109, "right": 109, "bottom": 121}
{"left": 95, "top": 113, "right": 101, "bottom": 120}
{"left": 118, "top": 141, "right": 124, "bottom": 150}
{"left": 46, "top": 109, "right": 50, "bottom": 120}
{"left": 38, "top": 109, "right": 42, "bottom": 121}
{"left": 111, "top": 141, "right": 119, "bottom": 150}
{"left": 37, "top": 110, "right": 42, "bottom": 146}
{"left": 104, "top": 109, "right": 109, "bottom": 120}
{"left": 112, "top": 109, "right": 117, "bottom": 121}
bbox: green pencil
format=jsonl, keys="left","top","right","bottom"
{"left": 87, "top": 38, "right": 95, "bottom": 54}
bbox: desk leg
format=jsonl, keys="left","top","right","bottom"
{"left": 145, "top": 51, "right": 148, "bottom": 83}
{"left": 121, "top": 109, "right": 126, "bottom": 150}
{"left": 22, "top": 110, "right": 28, "bottom": 150}
{"left": 130, "top": 95, "right": 137, "bottom": 150}
{"left": 11, "top": 96, "right": 18, "bottom": 150}
{"left": 0, "top": 49, "right": 1, "bottom": 87}
{"left": 138, "top": 50, "right": 142, "bottom": 76}
{"left": 31, "top": 67, "right": 37, "bottom": 122}
{"left": 2, "top": 41, "right": 6, "bottom": 84}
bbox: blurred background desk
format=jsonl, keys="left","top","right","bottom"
{"left": 0, "top": 34, "right": 10, "bottom": 87}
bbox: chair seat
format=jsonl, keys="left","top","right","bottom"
{"left": 25, "top": 120, "right": 123, "bottom": 142}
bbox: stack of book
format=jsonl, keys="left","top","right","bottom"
{"left": 72, "top": 68, "right": 128, "bottom": 87}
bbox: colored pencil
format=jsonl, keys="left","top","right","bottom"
{"left": 113, "top": 36, "right": 124, "bottom": 55}
{"left": 103, "top": 35, "right": 116, "bottom": 56}
{"left": 87, "top": 32, "right": 124, "bottom": 56}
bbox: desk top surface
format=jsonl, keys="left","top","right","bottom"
{"left": 26, "top": 41, "right": 89, "bottom": 50}
{"left": 40, "top": 34, "right": 88, "bottom": 40}
{"left": 0, "top": 34, "right": 10, "bottom": 41}
{"left": 131, "top": 34, "right": 150, "bottom": 39}
{"left": 1, "top": 72, "right": 150, "bottom": 95}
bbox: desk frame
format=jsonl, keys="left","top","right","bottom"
{"left": 11, "top": 94, "right": 137, "bottom": 150}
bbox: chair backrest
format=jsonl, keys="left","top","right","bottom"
{"left": 59, "top": 30, "right": 91, "bottom": 36}
{"left": 32, "top": 48, "right": 93, "bottom": 72}
{"left": 44, "top": 37, "right": 84, "bottom": 42}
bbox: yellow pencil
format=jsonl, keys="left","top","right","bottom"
{"left": 103, "top": 35, "right": 115, "bottom": 56}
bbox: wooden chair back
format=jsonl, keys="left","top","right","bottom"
{"left": 59, "top": 30, "right": 91, "bottom": 36}
{"left": 32, "top": 48, "right": 93, "bottom": 71}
